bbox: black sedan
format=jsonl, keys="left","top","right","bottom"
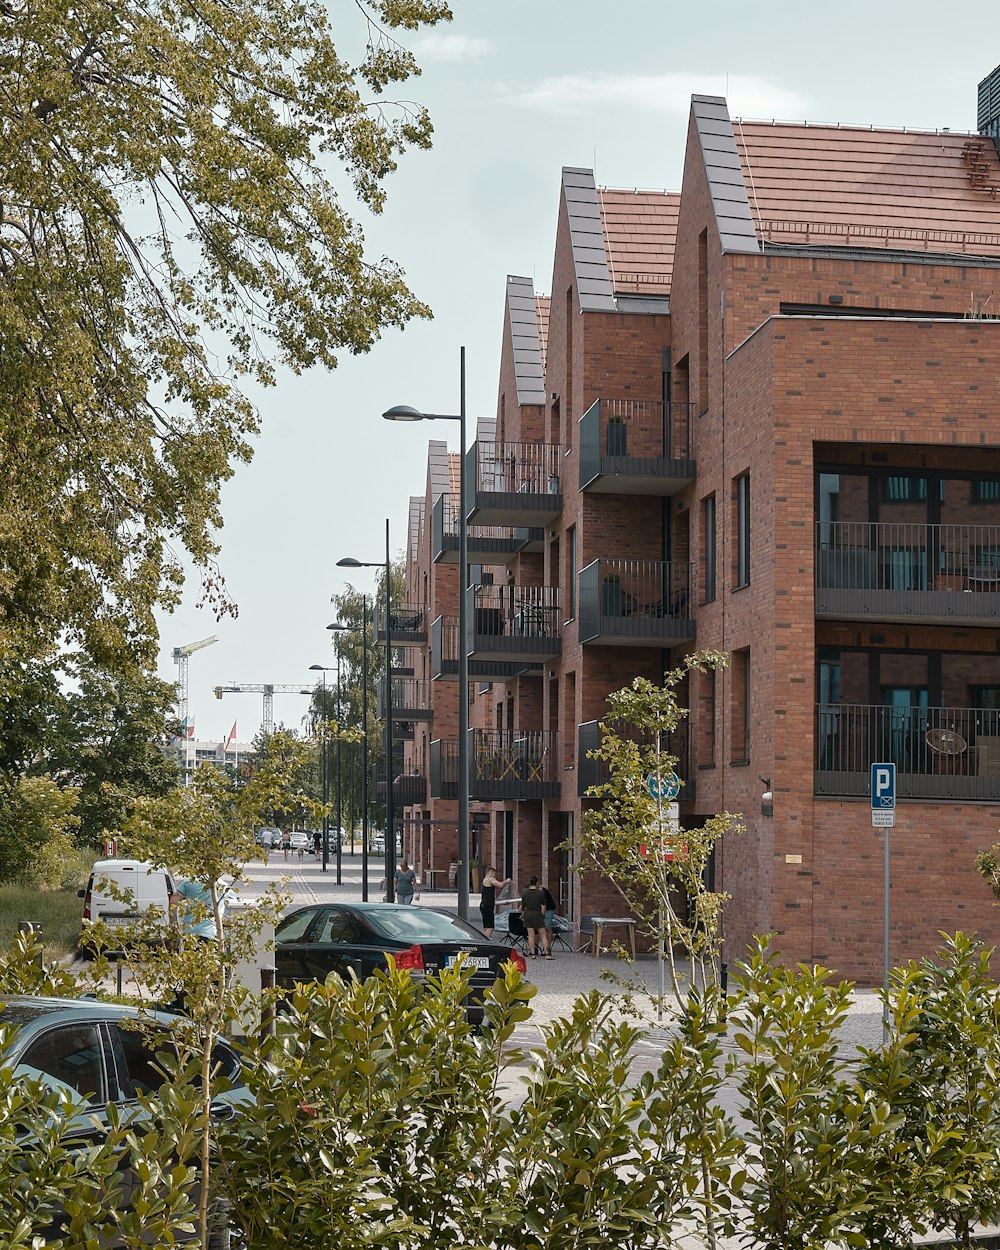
{"left": 273, "top": 903, "right": 527, "bottom": 1020}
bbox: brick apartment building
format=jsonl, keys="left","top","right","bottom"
{"left": 391, "top": 77, "right": 1000, "bottom": 983}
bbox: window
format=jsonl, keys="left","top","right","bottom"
{"left": 973, "top": 479, "right": 1000, "bottom": 503}
{"left": 735, "top": 473, "right": 750, "bottom": 588}
{"left": 702, "top": 494, "right": 716, "bottom": 603}
{"left": 16, "top": 1024, "right": 106, "bottom": 1105}
{"left": 698, "top": 667, "right": 716, "bottom": 767}
{"left": 730, "top": 649, "right": 750, "bottom": 764}
{"left": 566, "top": 525, "right": 577, "bottom": 620}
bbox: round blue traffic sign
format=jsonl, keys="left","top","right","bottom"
{"left": 646, "top": 771, "right": 680, "bottom": 801}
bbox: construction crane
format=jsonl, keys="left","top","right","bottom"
{"left": 213, "top": 683, "right": 312, "bottom": 736}
{"left": 172, "top": 636, "right": 218, "bottom": 734}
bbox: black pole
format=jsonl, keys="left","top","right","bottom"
{"left": 384, "top": 518, "right": 396, "bottom": 902}
{"left": 321, "top": 672, "right": 329, "bottom": 871}
{"left": 335, "top": 638, "right": 343, "bottom": 884}
{"left": 457, "top": 345, "right": 470, "bottom": 920}
{"left": 361, "top": 594, "right": 369, "bottom": 901}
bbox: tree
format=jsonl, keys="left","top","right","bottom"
{"left": 578, "top": 652, "right": 743, "bottom": 1005}
{"left": 0, "top": 0, "right": 451, "bottom": 667}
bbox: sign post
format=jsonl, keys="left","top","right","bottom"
{"left": 871, "top": 762, "right": 896, "bottom": 1035}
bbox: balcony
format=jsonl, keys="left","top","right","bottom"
{"left": 465, "top": 585, "right": 561, "bottom": 664}
{"left": 815, "top": 522, "right": 1000, "bottom": 626}
{"left": 465, "top": 440, "right": 563, "bottom": 527}
{"left": 470, "top": 729, "right": 560, "bottom": 801}
{"left": 376, "top": 676, "right": 432, "bottom": 722}
{"left": 578, "top": 559, "right": 695, "bottom": 646}
{"left": 373, "top": 771, "right": 428, "bottom": 806}
{"left": 429, "top": 738, "right": 459, "bottom": 800}
{"left": 579, "top": 399, "right": 696, "bottom": 495}
{"left": 430, "top": 615, "right": 541, "bottom": 682}
{"left": 431, "top": 493, "right": 543, "bottom": 565}
{"left": 577, "top": 719, "right": 693, "bottom": 800}
{"left": 815, "top": 703, "right": 1000, "bottom": 801}
{"left": 375, "top": 603, "right": 427, "bottom": 646}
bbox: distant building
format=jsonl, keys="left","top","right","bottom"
{"left": 163, "top": 736, "right": 257, "bottom": 786}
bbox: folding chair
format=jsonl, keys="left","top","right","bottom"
{"left": 507, "top": 912, "right": 530, "bottom": 955}
{"left": 577, "top": 914, "right": 598, "bottom": 954}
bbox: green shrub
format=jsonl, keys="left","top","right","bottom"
{"left": 0, "top": 883, "right": 87, "bottom": 958}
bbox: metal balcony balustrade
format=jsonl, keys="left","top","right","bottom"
{"left": 431, "top": 493, "right": 541, "bottom": 565}
{"left": 578, "top": 558, "right": 695, "bottom": 646}
{"left": 465, "top": 440, "right": 563, "bottom": 527}
{"left": 429, "top": 738, "right": 459, "bottom": 799}
{"left": 430, "top": 615, "right": 541, "bottom": 682}
{"left": 373, "top": 771, "right": 427, "bottom": 806}
{"left": 577, "top": 719, "right": 693, "bottom": 799}
{"left": 465, "top": 584, "right": 562, "bottom": 663}
{"left": 578, "top": 398, "right": 696, "bottom": 495}
{"left": 374, "top": 602, "right": 427, "bottom": 645}
{"left": 375, "top": 675, "right": 432, "bottom": 721}
{"left": 469, "top": 728, "right": 560, "bottom": 801}
{"left": 815, "top": 702, "right": 1000, "bottom": 801}
{"left": 815, "top": 522, "right": 1000, "bottom": 625}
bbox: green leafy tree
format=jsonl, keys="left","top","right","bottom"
{"left": 0, "top": 0, "right": 451, "bottom": 666}
{"left": 0, "top": 773, "right": 79, "bottom": 886}
{"left": 578, "top": 651, "right": 743, "bottom": 1002}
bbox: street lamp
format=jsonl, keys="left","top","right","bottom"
{"left": 338, "top": 519, "right": 395, "bottom": 903}
{"left": 383, "top": 345, "right": 470, "bottom": 921}
{"left": 308, "top": 663, "right": 333, "bottom": 871}
{"left": 327, "top": 622, "right": 349, "bottom": 884}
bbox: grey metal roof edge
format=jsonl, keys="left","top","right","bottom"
{"left": 561, "top": 167, "right": 614, "bottom": 312}
{"left": 427, "top": 439, "right": 451, "bottom": 502}
{"left": 692, "top": 96, "right": 760, "bottom": 256}
{"left": 506, "top": 275, "right": 546, "bottom": 407}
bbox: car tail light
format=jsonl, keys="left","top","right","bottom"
{"left": 511, "top": 948, "right": 527, "bottom": 975}
{"left": 82, "top": 890, "right": 92, "bottom": 921}
{"left": 394, "top": 944, "right": 424, "bottom": 972}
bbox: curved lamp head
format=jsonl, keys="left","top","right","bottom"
{"left": 309, "top": 664, "right": 325, "bottom": 672}
{"left": 337, "top": 557, "right": 362, "bottom": 567}
{"left": 327, "top": 621, "right": 348, "bottom": 632}
{"left": 383, "top": 404, "right": 425, "bottom": 422}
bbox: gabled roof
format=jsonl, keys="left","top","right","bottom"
{"left": 535, "top": 294, "right": 549, "bottom": 374}
{"left": 733, "top": 120, "right": 1000, "bottom": 256}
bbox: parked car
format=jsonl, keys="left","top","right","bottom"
{"left": 255, "top": 827, "right": 280, "bottom": 848}
{"left": 369, "top": 833, "right": 385, "bottom": 854}
{"left": 0, "top": 994, "right": 247, "bottom": 1246}
{"left": 288, "top": 831, "right": 312, "bottom": 852}
{"left": 273, "top": 903, "right": 527, "bottom": 1023}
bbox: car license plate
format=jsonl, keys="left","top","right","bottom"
{"left": 446, "top": 954, "right": 490, "bottom": 969}
{"left": 103, "top": 916, "right": 136, "bottom": 927}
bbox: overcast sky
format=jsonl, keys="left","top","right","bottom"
{"left": 156, "top": 0, "right": 1000, "bottom": 743}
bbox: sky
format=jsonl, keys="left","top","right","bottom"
{"left": 155, "top": 0, "right": 1000, "bottom": 743}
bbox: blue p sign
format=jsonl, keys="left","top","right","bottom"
{"left": 871, "top": 762, "right": 896, "bottom": 809}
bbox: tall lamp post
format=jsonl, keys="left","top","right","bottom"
{"left": 338, "top": 519, "right": 395, "bottom": 903}
{"left": 327, "top": 622, "right": 349, "bottom": 884}
{"left": 383, "top": 344, "right": 470, "bottom": 921}
{"left": 308, "top": 663, "right": 332, "bottom": 871}
{"left": 330, "top": 605, "right": 369, "bottom": 895}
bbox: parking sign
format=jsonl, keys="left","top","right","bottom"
{"left": 871, "top": 762, "right": 896, "bottom": 809}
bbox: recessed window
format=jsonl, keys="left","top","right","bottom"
{"left": 730, "top": 649, "right": 750, "bottom": 764}
{"left": 735, "top": 473, "right": 750, "bottom": 588}
{"left": 702, "top": 494, "right": 716, "bottom": 603}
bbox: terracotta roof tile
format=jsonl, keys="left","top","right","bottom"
{"left": 733, "top": 122, "right": 1000, "bottom": 255}
{"left": 598, "top": 188, "right": 679, "bottom": 295}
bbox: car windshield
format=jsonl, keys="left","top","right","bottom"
{"left": 367, "top": 908, "right": 487, "bottom": 943}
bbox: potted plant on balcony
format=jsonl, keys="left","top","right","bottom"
{"left": 606, "top": 413, "right": 627, "bottom": 456}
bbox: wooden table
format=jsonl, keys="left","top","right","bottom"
{"left": 592, "top": 917, "right": 636, "bottom": 959}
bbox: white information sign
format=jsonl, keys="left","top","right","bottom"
{"left": 872, "top": 810, "right": 895, "bottom": 829}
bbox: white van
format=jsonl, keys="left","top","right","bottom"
{"left": 79, "top": 859, "right": 176, "bottom": 946}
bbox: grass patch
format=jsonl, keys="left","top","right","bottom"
{"left": 0, "top": 851, "right": 93, "bottom": 958}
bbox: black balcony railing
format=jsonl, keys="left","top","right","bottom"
{"left": 373, "top": 771, "right": 427, "bottom": 805}
{"left": 815, "top": 702, "right": 1000, "bottom": 800}
{"left": 577, "top": 719, "right": 693, "bottom": 799}
{"left": 431, "top": 492, "right": 537, "bottom": 564}
{"left": 578, "top": 558, "right": 695, "bottom": 646}
{"left": 429, "top": 739, "right": 458, "bottom": 799}
{"left": 376, "top": 676, "right": 432, "bottom": 721}
{"left": 816, "top": 522, "right": 1000, "bottom": 624}
{"left": 430, "top": 615, "right": 541, "bottom": 682}
{"left": 579, "top": 398, "right": 696, "bottom": 494}
{"left": 466, "top": 440, "right": 563, "bottom": 526}
{"left": 465, "top": 585, "right": 561, "bottom": 662}
{"left": 469, "top": 728, "right": 560, "bottom": 801}
{"left": 374, "top": 603, "right": 427, "bottom": 645}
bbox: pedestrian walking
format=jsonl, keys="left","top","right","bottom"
{"left": 280, "top": 831, "right": 291, "bottom": 862}
{"left": 479, "top": 864, "right": 511, "bottom": 937}
{"left": 520, "top": 876, "right": 551, "bottom": 959}
{"left": 394, "top": 860, "right": 419, "bottom": 905}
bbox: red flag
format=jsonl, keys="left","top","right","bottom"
{"left": 227, "top": 720, "right": 237, "bottom": 745}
